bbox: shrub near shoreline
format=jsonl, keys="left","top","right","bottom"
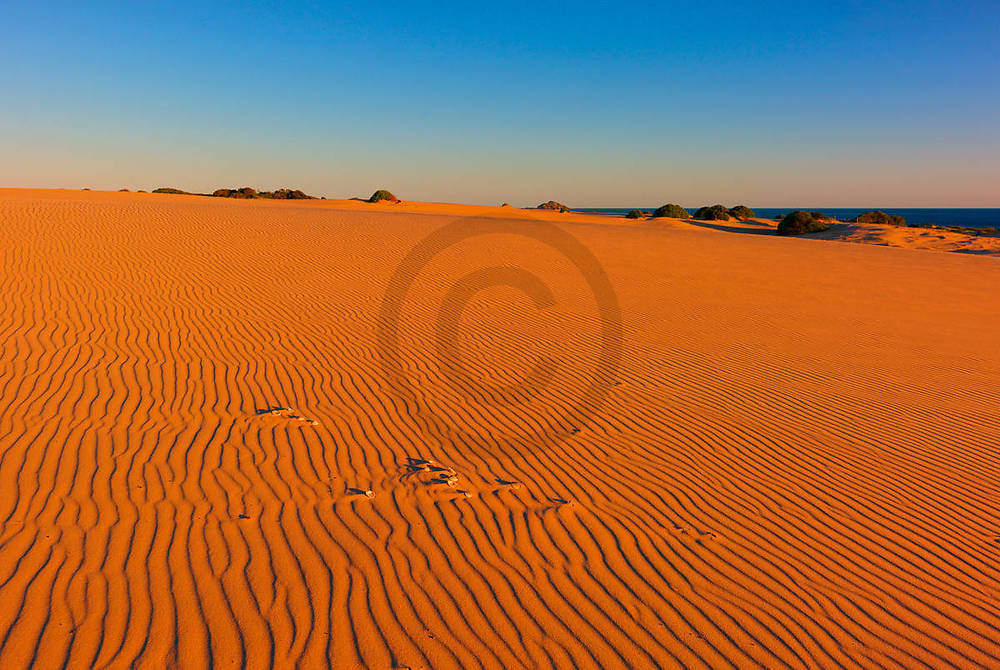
{"left": 651, "top": 204, "right": 690, "bottom": 219}
{"left": 852, "top": 210, "right": 906, "bottom": 226}
{"left": 728, "top": 205, "right": 756, "bottom": 220}
{"left": 693, "top": 204, "right": 731, "bottom": 221}
{"left": 537, "top": 200, "right": 571, "bottom": 212}
{"left": 777, "top": 210, "right": 831, "bottom": 236}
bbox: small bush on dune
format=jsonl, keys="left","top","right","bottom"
{"left": 809, "top": 211, "right": 833, "bottom": 221}
{"left": 152, "top": 187, "right": 189, "bottom": 194}
{"left": 625, "top": 209, "right": 647, "bottom": 219}
{"left": 777, "top": 210, "right": 831, "bottom": 236}
{"left": 852, "top": 210, "right": 905, "bottom": 226}
{"left": 728, "top": 205, "right": 756, "bottom": 220}
{"left": 537, "top": 200, "right": 570, "bottom": 212}
{"left": 211, "top": 188, "right": 250, "bottom": 198}
{"left": 369, "top": 189, "right": 400, "bottom": 203}
{"left": 267, "top": 188, "right": 313, "bottom": 200}
{"left": 652, "top": 203, "right": 690, "bottom": 219}
{"left": 693, "top": 204, "right": 731, "bottom": 221}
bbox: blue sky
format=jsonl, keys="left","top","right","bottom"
{"left": 1, "top": 1, "right": 998, "bottom": 206}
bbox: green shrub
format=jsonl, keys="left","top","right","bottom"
{"left": 211, "top": 188, "right": 255, "bottom": 198}
{"left": 537, "top": 200, "right": 570, "bottom": 212}
{"left": 625, "top": 209, "right": 647, "bottom": 219}
{"left": 693, "top": 204, "right": 731, "bottom": 221}
{"left": 213, "top": 187, "right": 315, "bottom": 200}
{"left": 651, "top": 203, "right": 690, "bottom": 219}
{"left": 728, "top": 205, "right": 756, "bottom": 219}
{"left": 777, "top": 210, "right": 831, "bottom": 236}
{"left": 808, "top": 211, "right": 833, "bottom": 221}
{"left": 852, "top": 210, "right": 905, "bottom": 226}
{"left": 370, "top": 189, "right": 399, "bottom": 203}
{"left": 267, "top": 188, "right": 313, "bottom": 200}
{"left": 152, "top": 187, "right": 189, "bottom": 194}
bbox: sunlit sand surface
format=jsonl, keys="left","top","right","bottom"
{"left": 1, "top": 189, "right": 998, "bottom": 668}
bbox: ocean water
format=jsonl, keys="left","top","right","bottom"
{"left": 576, "top": 208, "right": 1000, "bottom": 228}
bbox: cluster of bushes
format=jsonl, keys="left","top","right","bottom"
{"left": 153, "top": 186, "right": 316, "bottom": 199}
{"left": 537, "top": 200, "right": 571, "bottom": 212}
{"left": 212, "top": 187, "right": 314, "bottom": 200}
{"left": 643, "top": 203, "right": 757, "bottom": 221}
{"left": 683, "top": 204, "right": 758, "bottom": 221}
{"left": 852, "top": 210, "right": 905, "bottom": 226}
{"left": 213, "top": 187, "right": 258, "bottom": 199}
{"left": 777, "top": 210, "right": 832, "bottom": 236}
{"left": 625, "top": 209, "right": 649, "bottom": 219}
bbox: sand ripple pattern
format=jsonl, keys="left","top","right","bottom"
{"left": 0, "top": 191, "right": 999, "bottom": 668}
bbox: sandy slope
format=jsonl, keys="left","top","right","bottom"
{"left": 650, "top": 215, "right": 1000, "bottom": 256}
{"left": 0, "top": 189, "right": 998, "bottom": 669}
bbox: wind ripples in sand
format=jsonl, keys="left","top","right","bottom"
{"left": 0, "top": 190, "right": 998, "bottom": 668}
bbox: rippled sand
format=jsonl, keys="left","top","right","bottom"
{"left": 1, "top": 188, "right": 998, "bottom": 668}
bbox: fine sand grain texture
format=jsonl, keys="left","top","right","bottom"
{"left": 0, "top": 188, "right": 999, "bottom": 669}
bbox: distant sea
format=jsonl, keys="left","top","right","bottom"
{"left": 576, "top": 208, "right": 1000, "bottom": 228}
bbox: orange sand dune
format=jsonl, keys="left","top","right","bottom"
{"left": 1, "top": 188, "right": 999, "bottom": 668}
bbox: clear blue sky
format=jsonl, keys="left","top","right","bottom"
{"left": 2, "top": 1, "right": 998, "bottom": 206}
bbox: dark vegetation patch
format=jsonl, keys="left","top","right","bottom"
{"left": 537, "top": 200, "right": 571, "bottom": 212}
{"left": 777, "top": 210, "right": 832, "bottom": 236}
{"left": 625, "top": 209, "right": 647, "bottom": 219}
{"left": 369, "top": 189, "right": 400, "bottom": 203}
{"left": 213, "top": 187, "right": 314, "bottom": 200}
{"left": 852, "top": 210, "right": 905, "bottom": 226}
{"left": 693, "top": 204, "right": 731, "bottom": 221}
{"left": 152, "top": 186, "right": 317, "bottom": 199}
{"left": 728, "top": 205, "right": 756, "bottom": 220}
{"left": 652, "top": 203, "right": 690, "bottom": 219}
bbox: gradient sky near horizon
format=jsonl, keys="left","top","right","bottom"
{"left": 2, "top": 1, "right": 998, "bottom": 206}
